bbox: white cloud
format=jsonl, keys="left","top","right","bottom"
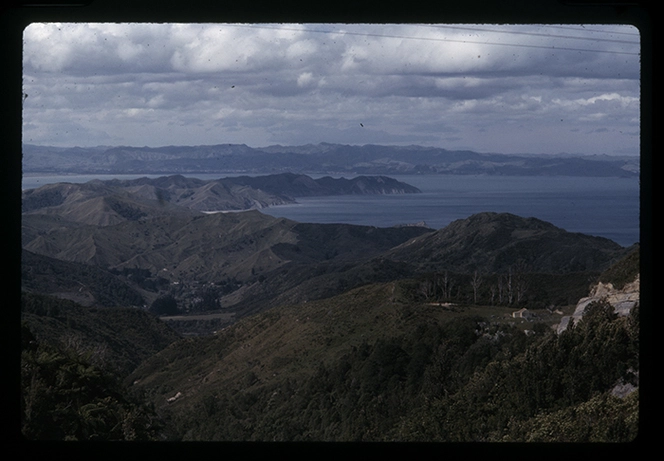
{"left": 296, "top": 72, "right": 315, "bottom": 88}
{"left": 21, "top": 23, "right": 640, "bottom": 155}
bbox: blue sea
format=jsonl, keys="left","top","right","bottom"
{"left": 22, "top": 173, "right": 640, "bottom": 247}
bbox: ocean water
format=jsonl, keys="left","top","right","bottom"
{"left": 22, "top": 173, "right": 640, "bottom": 247}
{"left": 260, "top": 175, "right": 640, "bottom": 247}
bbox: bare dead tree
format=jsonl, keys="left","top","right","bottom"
{"left": 513, "top": 259, "right": 530, "bottom": 304}
{"left": 507, "top": 267, "right": 513, "bottom": 305}
{"left": 497, "top": 274, "right": 504, "bottom": 305}
{"left": 419, "top": 277, "right": 434, "bottom": 301}
{"left": 437, "top": 271, "right": 451, "bottom": 301}
{"left": 471, "top": 270, "right": 482, "bottom": 304}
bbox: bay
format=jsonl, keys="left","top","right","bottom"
{"left": 22, "top": 173, "right": 640, "bottom": 247}
{"left": 260, "top": 175, "right": 640, "bottom": 248}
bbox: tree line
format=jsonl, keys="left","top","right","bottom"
{"left": 411, "top": 262, "right": 597, "bottom": 309}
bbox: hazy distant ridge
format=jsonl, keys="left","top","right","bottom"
{"left": 22, "top": 143, "right": 639, "bottom": 177}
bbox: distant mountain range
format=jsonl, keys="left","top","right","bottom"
{"left": 22, "top": 142, "right": 639, "bottom": 177}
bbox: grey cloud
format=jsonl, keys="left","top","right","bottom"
{"left": 21, "top": 23, "right": 640, "bottom": 155}
{"left": 266, "top": 122, "right": 440, "bottom": 146}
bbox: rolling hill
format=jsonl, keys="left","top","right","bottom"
{"left": 385, "top": 212, "right": 627, "bottom": 274}
{"left": 23, "top": 212, "right": 629, "bottom": 328}
{"left": 19, "top": 172, "right": 640, "bottom": 442}
{"left": 22, "top": 173, "right": 421, "bottom": 218}
{"left": 124, "top": 249, "right": 639, "bottom": 441}
{"left": 22, "top": 174, "right": 629, "bottom": 323}
{"left": 21, "top": 174, "right": 429, "bottom": 314}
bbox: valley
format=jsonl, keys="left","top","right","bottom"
{"left": 19, "top": 172, "right": 641, "bottom": 442}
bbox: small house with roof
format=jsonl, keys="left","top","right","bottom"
{"left": 512, "top": 308, "right": 534, "bottom": 319}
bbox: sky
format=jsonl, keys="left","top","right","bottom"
{"left": 21, "top": 22, "right": 640, "bottom": 156}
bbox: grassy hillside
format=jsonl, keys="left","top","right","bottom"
{"left": 126, "top": 276, "right": 638, "bottom": 441}
{"left": 386, "top": 212, "right": 626, "bottom": 274}
{"left": 21, "top": 250, "right": 146, "bottom": 308}
{"left": 21, "top": 292, "right": 181, "bottom": 376}
{"left": 19, "top": 214, "right": 640, "bottom": 442}
{"left": 20, "top": 176, "right": 640, "bottom": 442}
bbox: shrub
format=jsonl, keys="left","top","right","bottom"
{"left": 149, "top": 295, "right": 180, "bottom": 316}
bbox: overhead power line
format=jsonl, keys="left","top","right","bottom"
{"left": 426, "top": 24, "right": 640, "bottom": 45}
{"left": 226, "top": 24, "right": 640, "bottom": 56}
{"left": 537, "top": 24, "right": 640, "bottom": 36}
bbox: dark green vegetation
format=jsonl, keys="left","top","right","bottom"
{"left": 125, "top": 277, "right": 639, "bottom": 441}
{"left": 598, "top": 245, "right": 640, "bottom": 290}
{"left": 22, "top": 249, "right": 147, "bottom": 308}
{"left": 20, "top": 175, "right": 639, "bottom": 441}
{"left": 21, "top": 292, "right": 180, "bottom": 376}
{"left": 21, "top": 293, "right": 181, "bottom": 440}
{"left": 23, "top": 142, "right": 638, "bottom": 177}
{"left": 22, "top": 174, "right": 628, "bottom": 327}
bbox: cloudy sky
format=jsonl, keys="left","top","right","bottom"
{"left": 22, "top": 22, "right": 640, "bottom": 156}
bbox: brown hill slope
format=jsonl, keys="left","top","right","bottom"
{"left": 386, "top": 212, "right": 627, "bottom": 274}
{"left": 22, "top": 205, "right": 431, "bottom": 318}
{"left": 126, "top": 266, "right": 638, "bottom": 441}
{"left": 23, "top": 206, "right": 627, "bottom": 325}
{"left": 21, "top": 249, "right": 146, "bottom": 308}
{"left": 22, "top": 173, "right": 421, "bottom": 218}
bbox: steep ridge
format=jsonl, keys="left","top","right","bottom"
{"left": 23, "top": 207, "right": 432, "bottom": 317}
{"left": 23, "top": 201, "right": 629, "bottom": 324}
{"left": 23, "top": 183, "right": 202, "bottom": 226}
{"left": 21, "top": 292, "right": 181, "bottom": 376}
{"left": 21, "top": 249, "right": 146, "bottom": 307}
{"left": 386, "top": 212, "right": 627, "bottom": 274}
{"left": 22, "top": 176, "right": 285, "bottom": 218}
{"left": 22, "top": 181, "right": 116, "bottom": 214}
{"left": 23, "top": 210, "right": 297, "bottom": 278}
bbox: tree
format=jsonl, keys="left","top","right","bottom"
{"left": 497, "top": 274, "right": 505, "bottom": 305}
{"left": 418, "top": 276, "right": 435, "bottom": 301}
{"left": 470, "top": 271, "right": 482, "bottom": 304}
{"left": 149, "top": 295, "right": 180, "bottom": 316}
{"left": 440, "top": 271, "right": 452, "bottom": 301}
{"left": 21, "top": 324, "right": 163, "bottom": 440}
{"left": 513, "top": 259, "right": 530, "bottom": 304}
